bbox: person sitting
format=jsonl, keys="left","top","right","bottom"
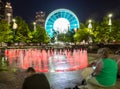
{"left": 112, "top": 55, "right": 120, "bottom": 78}
{"left": 22, "top": 67, "right": 50, "bottom": 89}
{"left": 77, "top": 48, "right": 118, "bottom": 89}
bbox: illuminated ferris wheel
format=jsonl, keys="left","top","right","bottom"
{"left": 45, "top": 9, "right": 80, "bottom": 38}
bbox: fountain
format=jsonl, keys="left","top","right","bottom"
{"left": 5, "top": 48, "right": 88, "bottom": 72}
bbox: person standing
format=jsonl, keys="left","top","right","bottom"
{"left": 22, "top": 67, "right": 50, "bottom": 89}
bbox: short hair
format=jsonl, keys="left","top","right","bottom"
{"left": 26, "top": 67, "right": 35, "bottom": 73}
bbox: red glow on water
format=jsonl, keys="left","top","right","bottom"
{"left": 5, "top": 48, "right": 88, "bottom": 72}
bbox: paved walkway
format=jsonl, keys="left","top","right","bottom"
{"left": 0, "top": 53, "right": 120, "bottom": 89}
{"left": 0, "top": 70, "right": 25, "bottom": 89}
{"left": 0, "top": 68, "right": 83, "bottom": 89}
{"left": 0, "top": 68, "right": 120, "bottom": 89}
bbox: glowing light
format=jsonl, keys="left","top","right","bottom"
{"left": 12, "top": 19, "right": 18, "bottom": 29}
{"left": 108, "top": 13, "right": 112, "bottom": 32}
{"left": 88, "top": 19, "right": 92, "bottom": 23}
{"left": 88, "top": 19, "right": 92, "bottom": 29}
{"left": 7, "top": 13, "right": 11, "bottom": 24}
{"left": 33, "top": 22, "right": 36, "bottom": 30}
{"left": 108, "top": 14, "right": 112, "bottom": 18}
{"left": 5, "top": 49, "right": 88, "bottom": 72}
{"left": 108, "top": 14, "right": 112, "bottom": 26}
{"left": 45, "top": 9, "right": 80, "bottom": 38}
{"left": 53, "top": 18, "right": 70, "bottom": 34}
{"left": 33, "top": 22, "right": 36, "bottom": 25}
{"left": 12, "top": 19, "right": 16, "bottom": 22}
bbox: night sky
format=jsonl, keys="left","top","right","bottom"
{"left": 6, "top": 0, "right": 120, "bottom": 23}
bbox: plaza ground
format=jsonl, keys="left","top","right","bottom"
{"left": 0, "top": 54, "right": 120, "bottom": 89}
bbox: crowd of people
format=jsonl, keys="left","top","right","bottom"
{"left": 21, "top": 47, "right": 120, "bottom": 89}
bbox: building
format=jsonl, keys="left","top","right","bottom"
{"left": 35, "top": 11, "right": 45, "bottom": 27}
{"left": 5, "top": 2, "right": 13, "bottom": 23}
{"left": 0, "top": 0, "right": 5, "bottom": 20}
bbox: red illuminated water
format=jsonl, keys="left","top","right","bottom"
{"left": 5, "top": 48, "right": 88, "bottom": 72}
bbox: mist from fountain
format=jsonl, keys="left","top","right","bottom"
{"left": 5, "top": 48, "right": 88, "bottom": 72}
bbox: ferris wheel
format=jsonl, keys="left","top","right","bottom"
{"left": 45, "top": 8, "right": 80, "bottom": 38}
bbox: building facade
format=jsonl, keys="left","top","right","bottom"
{"left": 5, "top": 2, "right": 13, "bottom": 23}
{"left": 35, "top": 11, "right": 45, "bottom": 27}
{"left": 0, "top": 0, "right": 5, "bottom": 20}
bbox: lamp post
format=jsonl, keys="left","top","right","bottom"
{"left": 108, "top": 14, "right": 112, "bottom": 32}
{"left": 88, "top": 19, "right": 93, "bottom": 44}
{"left": 33, "top": 22, "right": 36, "bottom": 31}
{"left": 12, "top": 19, "right": 18, "bottom": 42}
{"left": 88, "top": 20, "right": 92, "bottom": 30}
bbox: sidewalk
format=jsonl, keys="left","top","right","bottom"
{"left": 0, "top": 68, "right": 82, "bottom": 89}
{"left": 0, "top": 53, "right": 120, "bottom": 89}
{"left": 0, "top": 68, "right": 120, "bottom": 89}
{"left": 0, "top": 70, "right": 25, "bottom": 89}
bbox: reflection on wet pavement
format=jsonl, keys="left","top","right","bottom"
{"left": 46, "top": 70, "right": 83, "bottom": 89}
{"left": 0, "top": 69, "right": 83, "bottom": 89}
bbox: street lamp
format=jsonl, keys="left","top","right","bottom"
{"left": 12, "top": 19, "right": 18, "bottom": 42}
{"left": 12, "top": 19, "right": 17, "bottom": 29}
{"left": 88, "top": 19, "right": 93, "bottom": 44}
{"left": 33, "top": 22, "right": 36, "bottom": 31}
{"left": 108, "top": 13, "right": 112, "bottom": 32}
{"left": 88, "top": 19, "right": 92, "bottom": 29}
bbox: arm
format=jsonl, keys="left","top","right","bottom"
{"left": 92, "top": 59, "right": 103, "bottom": 76}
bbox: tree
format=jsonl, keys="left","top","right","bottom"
{"left": 110, "top": 19, "right": 120, "bottom": 42}
{"left": 96, "top": 17, "right": 110, "bottom": 43}
{"left": 0, "top": 20, "right": 13, "bottom": 43}
{"left": 13, "top": 16, "right": 31, "bottom": 43}
{"left": 32, "top": 25, "right": 50, "bottom": 44}
{"left": 93, "top": 17, "right": 120, "bottom": 43}
{"left": 74, "top": 23, "right": 91, "bottom": 43}
{"left": 58, "top": 31, "right": 74, "bottom": 42}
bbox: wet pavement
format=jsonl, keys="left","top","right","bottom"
{"left": 0, "top": 53, "right": 120, "bottom": 89}
{"left": 1, "top": 68, "right": 120, "bottom": 89}
{"left": 47, "top": 70, "right": 83, "bottom": 89}
{"left": 0, "top": 68, "right": 83, "bottom": 89}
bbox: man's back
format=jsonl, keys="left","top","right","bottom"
{"left": 22, "top": 73, "right": 50, "bottom": 89}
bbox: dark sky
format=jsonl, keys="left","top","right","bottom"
{"left": 6, "top": 0, "right": 120, "bottom": 23}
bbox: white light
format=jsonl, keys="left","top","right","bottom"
{"left": 12, "top": 19, "right": 16, "bottom": 22}
{"left": 108, "top": 14, "right": 112, "bottom": 32}
{"left": 33, "top": 22, "right": 36, "bottom": 30}
{"left": 13, "top": 23, "right": 18, "bottom": 29}
{"left": 12, "top": 19, "right": 17, "bottom": 29}
{"left": 7, "top": 13, "right": 11, "bottom": 24}
{"left": 108, "top": 14, "right": 112, "bottom": 26}
{"left": 7, "top": 13, "right": 11, "bottom": 16}
{"left": 33, "top": 22, "right": 36, "bottom": 25}
{"left": 53, "top": 18, "right": 70, "bottom": 34}
{"left": 88, "top": 19, "right": 92, "bottom": 29}
{"left": 88, "top": 19, "right": 92, "bottom": 23}
{"left": 108, "top": 14, "right": 112, "bottom": 18}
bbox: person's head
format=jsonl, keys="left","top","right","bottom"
{"left": 97, "top": 48, "right": 109, "bottom": 58}
{"left": 26, "top": 67, "right": 36, "bottom": 77}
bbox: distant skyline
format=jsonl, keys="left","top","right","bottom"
{"left": 5, "top": 0, "right": 120, "bottom": 23}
